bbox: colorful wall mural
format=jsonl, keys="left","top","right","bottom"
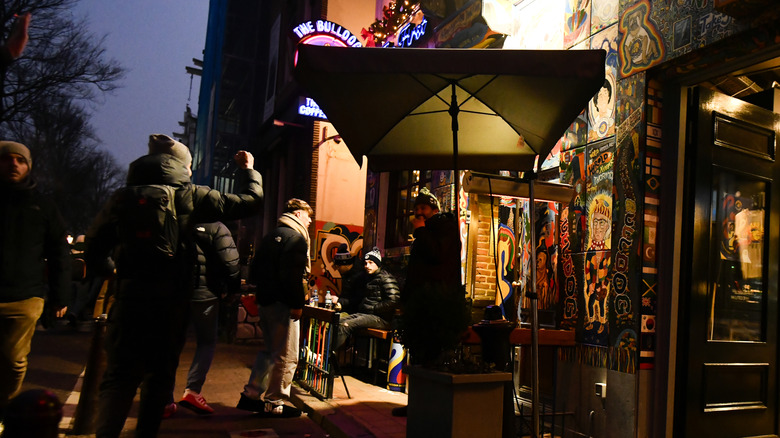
{"left": 311, "top": 221, "right": 363, "bottom": 296}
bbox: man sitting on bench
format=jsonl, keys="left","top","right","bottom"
{"left": 332, "top": 247, "right": 400, "bottom": 350}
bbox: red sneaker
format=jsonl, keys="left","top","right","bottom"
{"left": 179, "top": 390, "right": 215, "bottom": 415}
{"left": 162, "top": 402, "right": 177, "bottom": 419}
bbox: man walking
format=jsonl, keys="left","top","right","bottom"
{"left": 165, "top": 221, "right": 241, "bottom": 417}
{"left": 0, "top": 141, "right": 70, "bottom": 419}
{"left": 86, "top": 134, "right": 263, "bottom": 437}
{"left": 237, "top": 199, "right": 312, "bottom": 418}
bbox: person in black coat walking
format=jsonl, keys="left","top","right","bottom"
{"left": 86, "top": 134, "right": 263, "bottom": 437}
{"left": 332, "top": 247, "right": 400, "bottom": 350}
{"left": 0, "top": 141, "right": 70, "bottom": 417}
{"left": 165, "top": 221, "right": 241, "bottom": 417}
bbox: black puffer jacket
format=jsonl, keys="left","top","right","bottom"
{"left": 250, "top": 224, "right": 308, "bottom": 310}
{"left": 357, "top": 269, "right": 400, "bottom": 322}
{"left": 0, "top": 178, "right": 70, "bottom": 306}
{"left": 403, "top": 212, "right": 461, "bottom": 300}
{"left": 86, "top": 154, "right": 262, "bottom": 298}
{"left": 337, "top": 265, "right": 366, "bottom": 314}
{"left": 192, "top": 222, "right": 240, "bottom": 302}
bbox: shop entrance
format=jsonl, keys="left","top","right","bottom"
{"left": 677, "top": 85, "right": 780, "bottom": 437}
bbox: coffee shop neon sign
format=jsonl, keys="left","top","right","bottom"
{"left": 292, "top": 19, "right": 362, "bottom": 47}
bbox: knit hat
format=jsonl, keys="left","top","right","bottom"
{"left": 414, "top": 187, "right": 440, "bottom": 210}
{"left": 334, "top": 243, "right": 354, "bottom": 266}
{"left": 364, "top": 247, "right": 382, "bottom": 266}
{"left": 0, "top": 141, "right": 31, "bottom": 167}
{"left": 148, "top": 134, "right": 192, "bottom": 167}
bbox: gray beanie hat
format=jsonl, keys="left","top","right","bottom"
{"left": 0, "top": 141, "right": 31, "bottom": 167}
{"left": 148, "top": 134, "right": 192, "bottom": 167}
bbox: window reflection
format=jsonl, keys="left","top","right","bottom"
{"left": 709, "top": 172, "right": 766, "bottom": 342}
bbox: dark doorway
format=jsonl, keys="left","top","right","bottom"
{"left": 676, "top": 86, "right": 780, "bottom": 437}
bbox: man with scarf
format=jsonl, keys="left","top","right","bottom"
{"left": 0, "top": 141, "right": 70, "bottom": 419}
{"left": 237, "top": 198, "right": 312, "bottom": 417}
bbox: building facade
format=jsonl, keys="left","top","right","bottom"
{"left": 195, "top": 0, "right": 780, "bottom": 436}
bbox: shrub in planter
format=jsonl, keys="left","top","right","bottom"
{"left": 401, "top": 282, "right": 474, "bottom": 369}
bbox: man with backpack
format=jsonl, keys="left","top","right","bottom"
{"left": 85, "top": 134, "right": 263, "bottom": 437}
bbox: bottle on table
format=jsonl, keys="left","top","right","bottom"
{"left": 324, "top": 290, "right": 333, "bottom": 309}
{"left": 310, "top": 283, "right": 319, "bottom": 307}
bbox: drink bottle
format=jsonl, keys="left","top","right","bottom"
{"left": 324, "top": 290, "right": 333, "bottom": 309}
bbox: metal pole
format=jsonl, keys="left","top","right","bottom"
{"left": 529, "top": 177, "right": 540, "bottom": 437}
{"left": 450, "top": 83, "right": 460, "bottom": 206}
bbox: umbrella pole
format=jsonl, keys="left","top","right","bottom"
{"left": 529, "top": 176, "right": 540, "bottom": 438}
{"left": 449, "top": 83, "right": 460, "bottom": 209}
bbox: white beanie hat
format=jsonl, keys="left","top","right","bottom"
{"left": 364, "top": 247, "right": 382, "bottom": 266}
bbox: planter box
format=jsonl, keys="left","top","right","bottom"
{"left": 406, "top": 366, "right": 512, "bottom": 438}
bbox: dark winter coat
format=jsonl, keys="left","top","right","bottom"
{"left": 337, "top": 264, "right": 366, "bottom": 314}
{"left": 86, "top": 154, "right": 263, "bottom": 299}
{"left": 192, "top": 222, "right": 240, "bottom": 302}
{"left": 0, "top": 178, "right": 70, "bottom": 306}
{"left": 357, "top": 269, "right": 400, "bottom": 322}
{"left": 403, "top": 212, "right": 462, "bottom": 300}
{"left": 249, "top": 224, "right": 309, "bottom": 310}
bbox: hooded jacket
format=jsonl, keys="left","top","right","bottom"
{"left": 86, "top": 154, "right": 262, "bottom": 297}
{"left": 192, "top": 221, "right": 240, "bottom": 302}
{"left": 0, "top": 177, "right": 71, "bottom": 306}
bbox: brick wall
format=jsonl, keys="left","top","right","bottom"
{"left": 467, "top": 194, "right": 505, "bottom": 320}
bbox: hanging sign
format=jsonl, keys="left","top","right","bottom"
{"left": 298, "top": 97, "right": 327, "bottom": 119}
{"left": 292, "top": 19, "right": 363, "bottom": 48}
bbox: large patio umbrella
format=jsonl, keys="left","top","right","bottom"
{"left": 294, "top": 44, "right": 604, "bottom": 437}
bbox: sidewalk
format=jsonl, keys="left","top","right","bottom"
{"left": 291, "top": 374, "right": 407, "bottom": 438}
{"left": 57, "top": 334, "right": 407, "bottom": 437}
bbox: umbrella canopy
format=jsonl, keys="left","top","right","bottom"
{"left": 295, "top": 45, "right": 605, "bottom": 438}
{"left": 294, "top": 44, "right": 605, "bottom": 172}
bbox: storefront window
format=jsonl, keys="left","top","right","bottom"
{"left": 387, "top": 170, "right": 431, "bottom": 248}
{"left": 709, "top": 171, "right": 766, "bottom": 342}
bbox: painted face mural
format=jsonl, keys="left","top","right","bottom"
{"left": 587, "top": 195, "right": 612, "bottom": 250}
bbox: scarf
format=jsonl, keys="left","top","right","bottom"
{"left": 278, "top": 212, "right": 311, "bottom": 275}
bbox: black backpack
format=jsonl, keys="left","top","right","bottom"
{"left": 116, "top": 184, "right": 180, "bottom": 266}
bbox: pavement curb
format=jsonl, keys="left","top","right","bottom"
{"left": 291, "top": 385, "right": 375, "bottom": 438}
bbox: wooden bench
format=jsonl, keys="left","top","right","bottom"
{"left": 351, "top": 327, "right": 393, "bottom": 386}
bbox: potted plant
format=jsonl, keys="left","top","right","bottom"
{"left": 401, "top": 283, "right": 513, "bottom": 438}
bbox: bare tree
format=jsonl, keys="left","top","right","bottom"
{"left": 16, "top": 91, "right": 124, "bottom": 233}
{"left": 0, "top": 0, "right": 124, "bottom": 126}
{"left": 0, "top": 0, "right": 126, "bottom": 234}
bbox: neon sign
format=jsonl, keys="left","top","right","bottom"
{"left": 395, "top": 17, "right": 428, "bottom": 48}
{"left": 298, "top": 97, "right": 327, "bottom": 119}
{"left": 292, "top": 20, "right": 362, "bottom": 48}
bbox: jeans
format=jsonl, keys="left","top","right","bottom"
{"left": 184, "top": 298, "right": 219, "bottom": 393}
{"left": 0, "top": 297, "right": 44, "bottom": 407}
{"left": 334, "top": 313, "right": 391, "bottom": 350}
{"left": 243, "top": 301, "right": 299, "bottom": 402}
